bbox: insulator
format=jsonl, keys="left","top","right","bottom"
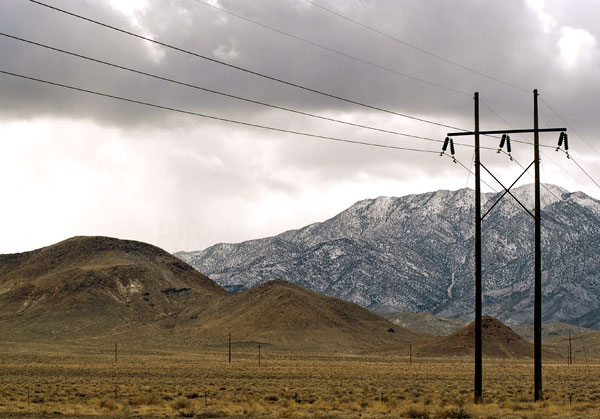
{"left": 449, "top": 138, "right": 455, "bottom": 155}
{"left": 499, "top": 134, "right": 507, "bottom": 149}
{"left": 558, "top": 132, "right": 564, "bottom": 147}
{"left": 442, "top": 137, "right": 450, "bottom": 152}
{"left": 506, "top": 136, "right": 512, "bottom": 153}
{"left": 563, "top": 132, "right": 569, "bottom": 150}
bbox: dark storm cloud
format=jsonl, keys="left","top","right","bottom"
{"left": 2, "top": 0, "right": 598, "bottom": 135}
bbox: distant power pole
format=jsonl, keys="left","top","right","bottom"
{"left": 568, "top": 332, "right": 572, "bottom": 365}
{"left": 228, "top": 333, "right": 231, "bottom": 363}
{"left": 445, "top": 89, "right": 567, "bottom": 403}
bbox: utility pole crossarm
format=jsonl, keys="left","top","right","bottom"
{"left": 447, "top": 127, "right": 566, "bottom": 137}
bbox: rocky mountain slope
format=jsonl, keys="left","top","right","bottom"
{"left": 177, "top": 184, "right": 600, "bottom": 328}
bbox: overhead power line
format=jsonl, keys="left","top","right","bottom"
{"left": 27, "top": 0, "right": 469, "bottom": 132}
{"left": 301, "top": 0, "right": 599, "bottom": 164}
{"left": 302, "top": 0, "right": 530, "bottom": 94}
{"left": 1, "top": 33, "right": 505, "bottom": 153}
{"left": 453, "top": 155, "right": 498, "bottom": 193}
{"left": 190, "top": 0, "right": 470, "bottom": 97}
{"left": 194, "top": 0, "right": 600, "bottom": 194}
{"left": 479, "top": 99, "right": 557, "bottom": 149}
{"left": 561, "top": 151, "right": 600, "bottom": 192}
{"left": 0, "top": 32, "right": 459, "bottom": 148}
{"left": 540, "top": 97, "right": 600, "bottom": 157}
{"left": 0, "top": 69, "right": 443, "bottom": 155}
{"left": 480, "top": 96, "right": 600, "bottom": 197}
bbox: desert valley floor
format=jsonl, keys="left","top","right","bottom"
{"left": 1, "top": 344, "right": 600, "bottom": 418}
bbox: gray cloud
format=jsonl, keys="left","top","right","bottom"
{"left": 3, "top": 0, "right": 597, "bottom": 126}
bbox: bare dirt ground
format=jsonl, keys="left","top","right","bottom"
{"left": 0, "top": 343, "right": 599, "bottom": 418}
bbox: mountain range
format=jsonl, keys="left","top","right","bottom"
{"left": 176, "top": 184, "right": 600, "bottom": 328}
{"left": 1, "top": 235, "right": 594, "bottom": 358}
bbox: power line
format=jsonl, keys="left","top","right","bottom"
{"left": 540, "top": 97, "right": 600, "bottom": 157}
{"left": 509, "top": 151, "right": 566, "bottom": 203}
{"left": 483, "top": 99, "right": 600, "bottom": 217}
{"left": 0, "top": 69, "right": 442, "bottom": 155}
{"left": 479, "top": 99, "right": 555, "bottom": 149}
{"left": 465, "top": 151, "right": 475, "bottom": 188}
{"left": 302, "top": 0, "right": 530, "bottom": 94}
{"left": 487, "top": 133, "right": 600, "bottom": 230}
{"left": 480, "top": 99, "right": 564, "bottom": 150}
{"left": 189, "top": 0, "right": 470, "bottom": 97}
{"left": 201, "top": 0, "right": 600, "bottom": 198}
{"left": 27, "top": 0, "right": 468, "bottom": 133}
{"left": 481, "top": 127, "right": 574, "bottom": 204}
{"left": 480, "top": 96, "right": 600, "bottom": 197}
{"left": 563, "top": 152, "right": 600, "bottom": 192}
{"left": 453, "top": 155, "right": 497, "bottom": 193}
{"left": 0, "top": 32, "right": 454, "bottom": 148}
{"left": 541, "top": 150, "right": 592, "bottom": 193}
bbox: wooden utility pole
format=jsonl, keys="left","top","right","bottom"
{"left": 445, "top": 89, "right": 566, "bottom": 403}
{"left": 533, "top": 89, "right": 543, "bottom": 401}
{"left": 473, "top": 92, "right": 483, "bottom": 404}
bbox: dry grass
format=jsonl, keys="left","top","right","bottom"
{"left": 0, "top": 343, "right": 598, "bottom": 418}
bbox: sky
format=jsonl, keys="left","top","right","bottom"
{"left": 1, "top": 0, "right": 599, "bottom": 254}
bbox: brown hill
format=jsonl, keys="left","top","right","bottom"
{"left": 414, "top": 316, "right": 541, "bottom": 358}
{"left": 178, "top": 279, "right": 423, "bottom": 352}
{"left": 0, "top": 236, "right": 227, "bottom": 341}
{"left": 0, "top": 237, "right": 423, "bottom": 352}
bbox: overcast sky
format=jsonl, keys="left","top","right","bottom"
{"left": 1, "top": 0, "right": 599, "bottom": 254}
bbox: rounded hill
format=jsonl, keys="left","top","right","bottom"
{"left": 0, "top": 236, "right": 227, "bottom": 341}
{"left": 414, "top": 316, "right": 558, "bottom": 359}
{"left": 181, "top": 279, "right": 422, "bottom": 352}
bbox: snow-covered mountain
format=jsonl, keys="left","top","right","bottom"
{"left": 176, "top": 184, "right": 600, "bottom": 328}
